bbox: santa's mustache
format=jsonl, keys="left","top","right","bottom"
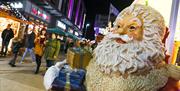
{"left": 106, "top": 32, "right": 133, "bottom": 42}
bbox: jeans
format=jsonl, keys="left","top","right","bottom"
{"left": 1, "top": 41, "right": 9, "bottom": 56}
{"left": 20, "top": 48, "right": 36, "bottom": 63}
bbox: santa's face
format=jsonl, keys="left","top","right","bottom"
{"left": 111, "top": 14, "right": 143, "bottom": 43}
{"left": 94, "top": 15, "right": 165, "bottom": 75}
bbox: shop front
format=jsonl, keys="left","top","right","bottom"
{"left": 0, "top": 15, "right": 20, "bottom": 37}
{"left": 15, "top": 0, "right": 51, "bottom": 35}
{"left": 56, "top": 20, "right": 76, "bottom": 52}
{"left": 0, "top": 3, "right": 29, "bottom": 52}
{"left": 56, "top": 20, "right": 67, "bottom": 40}
{"left": 27, "top": 16, "right": 48, "bottom": 35}
{"left": 8, "top": 0, "right": 51, "bottom": 34}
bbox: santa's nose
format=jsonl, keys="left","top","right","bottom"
{"left": 112, "top": 28, "right": 126, "bottom": 35}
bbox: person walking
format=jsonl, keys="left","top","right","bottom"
{"left": 44, "top": 33, "right": 60, "bottom": 69}
{"left": 34, "top": 29, "right": 46, "bottom": 74}
{"left": 8, "top": 30, "right": 23, "bottom": 67}
{"left": 1, "top": 24, "right": 14, "bottom": 56}
{"left": 20, "top": 25, "right": 36, "bottom": 63}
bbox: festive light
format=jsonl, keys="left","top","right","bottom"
{"left": 38, "top": 10, "right": 41, "bottom": 15}
{"left": 39, "top": 25, "right": 44, "bottom": 28}
{"left": 10, "top": 2, "right": 23, "bottom": 9}
{"left": 0, "top": 3, "right": 27, "bottom": 21}
{"left": 43, "top": 14, "right": 47, "bottom": 19}
{"left": 69, "top": 29, "right": 73, "bottom": 33}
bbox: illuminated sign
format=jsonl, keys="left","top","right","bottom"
{"left": 94, "top": 27, "right": 108, "bottom": 35}
{"left": 75, "top": 32, "right": 78, "bottom": 36}
{"left": 31, "top": 8, "right": 50, "bottom": 21}
{"left": 32, "top": 8, "right": 37, "bottom": 15}
{"left": 10, "top": 2, "right": 23, "bottom": 9}
{"left": 57, "top": 20, "right": 66, "bottom": 30}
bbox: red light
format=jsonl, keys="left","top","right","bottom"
{"left": 31, "top": 7, "right": 49, "bottom": 21}
{"left": 46, "top": 16, "right": 49, "bottom": 20}
{"left": 32, "top": 8, "right": 37, "bottom": 15}
{"left": 39, "top": 13, "right": 43, "bottom": 17}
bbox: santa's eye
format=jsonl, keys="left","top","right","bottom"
{"left": 117, "top": 25, "right": 121, "bottom": 28}
{"left": 128, "top": 26, "right": 137, "bottom": 32}
{"left": 130, "top": 26, "right": 136, "bottom": 30}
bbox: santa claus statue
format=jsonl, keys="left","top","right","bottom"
{"left": 86, "top": 4, "right": 180, "bottom": 91}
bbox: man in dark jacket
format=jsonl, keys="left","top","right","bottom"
{"left": 9, "top": 38, "right": 22, "bottom": 67}
{"left": 20, "top": 25, "right": 36, "bottom": 63}
{"left": 1, "top": 24, "right": 14, "bottom": 56}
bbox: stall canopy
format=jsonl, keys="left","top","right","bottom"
{"left": 66, "top": 32, "right": 79, "bottom": 40}
{"left": 47, "top": 28, "right": 66, "bottom": 36}
{"left": 0, "top": 11, "right": 30, "bottom": 24}
{"left": 47, "top": 28, "right": 79, "bottom": 40}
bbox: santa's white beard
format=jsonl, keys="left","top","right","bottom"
{"left": 94, "top": 36, "right": 165, "bottom": 75}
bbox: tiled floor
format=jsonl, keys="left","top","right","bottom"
{"left": 0, "top": 53, "right": 66, "bottom": 91}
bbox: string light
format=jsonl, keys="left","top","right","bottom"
{"left": 0, "top": 2, "right": 27, "bottom": 21}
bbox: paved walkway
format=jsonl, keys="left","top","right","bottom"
{"left": 0, "top": 53, "right": 66, "bottom": 91}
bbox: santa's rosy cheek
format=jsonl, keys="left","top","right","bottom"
{"left": 127, "top": 33, "right": 135, "bottom": 39}
{"left": 112, "top": 30, "right": 117, "bottom": 34}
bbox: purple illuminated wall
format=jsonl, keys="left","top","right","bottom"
{"left": 79, "top": 10, "right": 84, "bottom": 29}
{"left": 68, "top": 0, "right": 74, "bottom": 19}
{"left": 75, "top": 0, "right": 81, "bottom": 25}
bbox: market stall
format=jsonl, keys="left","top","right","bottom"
{"left": 0, "top": 3, "right": 29, "bottom": 54}
{"left": 66, "top": 32, "right": 79, "bottom": 40}
{"left": 47, "top": 28, "right": 66, "bottom": 36}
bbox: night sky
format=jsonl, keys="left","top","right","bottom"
{"left": 84, "top": 0, "right": 133, "bottom": 40}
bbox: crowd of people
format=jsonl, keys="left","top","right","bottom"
{"left": 66, "top": 38, "right": 99, "bottom": 55}
{"left": 0, "top": 24, "right": 99, "bottom": 74}
{"left": 0, "top": 24, "right": 61, "bottom": 74}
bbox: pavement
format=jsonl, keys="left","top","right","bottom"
{"left": 0, "top": 53, "right": 66, "bottom": 91}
